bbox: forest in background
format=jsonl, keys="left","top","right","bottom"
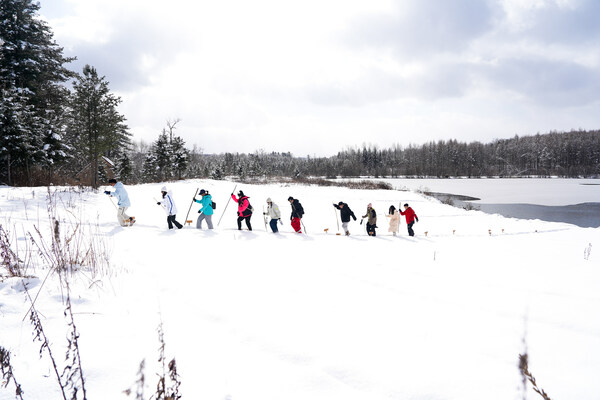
{"left": 121, "top": 128, "right": 600, "bottom": 185}
{"left": 2, "top": 0, "right": 599, "bottom": 187}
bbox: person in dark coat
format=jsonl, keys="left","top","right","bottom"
{"left": 231, "top": 190, "right": 253, "bottom": 231}
{"left": 333, "top": 201, "right": 357, "bottom": 236}
{"left": 400, "top": 203, "right": 419, "bottom": 237}
{"left": 288, "top": 196, "right": 304, "bottom": 233}
{"left": 362, "top": 203, "right": 377, "bottom": 236}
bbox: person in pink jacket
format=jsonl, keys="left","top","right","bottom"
{"left": 386, "top": 205, "right": 400, "bottom": 236}
{"left": 231, "top": 190, "right": 253, "bottom": 231}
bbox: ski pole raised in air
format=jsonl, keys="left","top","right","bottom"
{"left": 217, "top": 184, "right": 237, "bottom": 226}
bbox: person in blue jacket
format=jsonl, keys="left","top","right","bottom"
{"left": 193, "top": 189, "right": 214, "bottom": 229}
{"left": 105, "top": 178, "right": 135, "bottom": 226}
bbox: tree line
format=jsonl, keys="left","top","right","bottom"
{"left": 121, "top": 129, "right": 599, "bottom": 185}
{"left": 2, "top": 0, "right": 599, "bottom": 188}
{"left": 0, "top": 0, "right": 142, "bottom": 187}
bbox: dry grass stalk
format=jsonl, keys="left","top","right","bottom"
{"left": 0, "top": 224, "right": 24, "bottom": 277}
{"left": 0, "top": 346, "right": 24, "bottom": 400}
{"left": 519, "top": 353, "right": 552, "bottom": 400}
{"left": 26, "top": 287, "right": 69, "bottom": 400}
{"left": 153, "top": 321, "right": 182, "bottom": 400}
{"left": 123, "top": 360, "right": 146, "bottom": 399}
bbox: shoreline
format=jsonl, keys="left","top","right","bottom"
{"left": 429, "top": 192, "right": 600, "bottom": 228}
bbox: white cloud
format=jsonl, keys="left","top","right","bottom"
{"left": 38, "top": 0, "right": 600, "bottom": 156}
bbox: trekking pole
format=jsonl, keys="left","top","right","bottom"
{"left": 105, "top": 186, "right": 118, "bottom": 209}
{"left": 291, "top": 202, "right": 307, "bottom": 234}
{"left": 333, "top": 204, "right": 340, "bottom": 233}
{"left": 108, "top": 196, "right": 118, "bottom": 210}
{"left": 262, "top": 205, "right": 268, "bottom": 232}
{"left": 184, "top": 188, "right": 199, "bottom": 226}
{"left": 217, "top": 184, "right": 237, "bottom": 226}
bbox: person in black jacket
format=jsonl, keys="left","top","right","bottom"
{"left": 333, "top": 202, "right": 357, "bottom": 236}
{"left": 288, "top": 196, "right": 304, "bottom": 233}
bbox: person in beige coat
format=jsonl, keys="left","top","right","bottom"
{"left": 386, "top": 205, "right": 400, "bottom": 236}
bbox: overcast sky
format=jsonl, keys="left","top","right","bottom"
{"left": 39, "top": 0, "right": 600, "bottom": 156}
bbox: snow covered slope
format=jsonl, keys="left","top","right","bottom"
{"left": 1, "top": 179, "right": 598, "bottom": 400}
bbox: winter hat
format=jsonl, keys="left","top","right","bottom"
{"left": 338, "top": 201, "right": 344, "bottom": 206}
{"left": 266, "top": 197, "right": 272, "bottom": 203}
{"left": 199, "top": 189, "right": 206, "bottom": 195}
{"left": 161, "top": 186, "right": 167, "bottom": 192}
{"left": 238, "top": 190, "right": 245, "bottom": 197}
{"left": 404, "top": 203, "right": 409, "bottom": 207}
{"left": 288, "top": 196, "right": 294, "bottom": 201}
{"left": 367, "top": 203, "right": 372, "bottom": 208}
{"left": 108, "top": 178, "right": 117, "bottom": 184}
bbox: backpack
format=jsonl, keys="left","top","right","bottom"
{"left": 211, "top": 201, "right": 216, "bottom": 209}
{"left": 239, "top": 196, "right": 253, "bottom": 213}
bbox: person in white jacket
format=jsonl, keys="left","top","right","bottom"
{"left": 264, "top": 198, "right": 282, "bottom": 233}
{"left": 157, "top": 186, "right": 183, "bottom": 229}
{"left": 386, "top": 205, "right": 400, "bottom": 236}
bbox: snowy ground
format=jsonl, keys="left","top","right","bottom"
{"left": 1, "top": 179, "right": 599, "bottom": 400}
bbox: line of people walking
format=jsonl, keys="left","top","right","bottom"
{"left": 104, "top": 180, "right": 419, "bottom": 236}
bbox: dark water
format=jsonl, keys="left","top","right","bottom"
{"left": 429, "top": 193, "right": 600, "bottom": 228}
{"left": 477, "top": 202, "right": 600, "bottom": 228}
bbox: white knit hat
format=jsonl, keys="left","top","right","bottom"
{"left": 161, "top": 186, "right": 167, "bottom": 192}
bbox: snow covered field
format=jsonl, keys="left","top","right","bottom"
{"left": 1, "top": 179, "right": 599, "bottom": 400}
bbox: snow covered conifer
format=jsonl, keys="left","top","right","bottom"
{"left": 170, "top": 135, "right": 189, "bottom": 180}
{"left": 66, "top": 65, "right": 130, "bottom": 188}
{"left": 0, "top": 0, "right": 75, "bottom": 184}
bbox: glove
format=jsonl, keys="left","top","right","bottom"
{"left": 416, "top": 218, "right": 419, "bottom": 222}
{"left": 157, "top": 202, "right": 161, "bottom": 205}
{"left": 353, "top": 216, "right": 357, "bottom": 221}
{"left": 104, "top": 191, "right": 110, "bottom": 195}
{"left": 263, "top": 212, "right": 267, "bottom": 215}
{"left": 279, "top": 219, "right": 283, "bottom": 225}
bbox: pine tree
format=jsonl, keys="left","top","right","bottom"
{"left": 170, "top": 136, "right": 189, "bottom": 180}
{"left": 0, "top": 86, "right": 43, "bottom": 184}
{"left": 66, "top": 65, "right": 130, "bottom": 188}
{"left": 141, "top": 120, "right": 190, "bottom": 182}
{"left": 115, "top": 151, "right": 133, "bottom": 184}
{"left": 0, "top": 0, "right": 75, "bottom": 184}
{"left": 142, "top": 151, "right": 159, "bottom": 182}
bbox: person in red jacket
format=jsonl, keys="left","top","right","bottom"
{"left": 400, "top": 203, "right": 419, "bottom": 237}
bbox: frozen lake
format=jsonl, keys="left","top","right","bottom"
{"left": 380, "top": 178, "right": 600, "bottom": 206}
{"left": 362, "top": 178, "right": 600, "bottom": 228}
